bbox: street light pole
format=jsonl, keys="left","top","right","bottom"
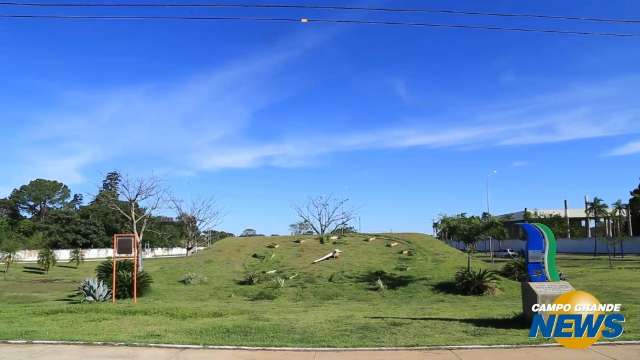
{"left": 487, "top": 170, "right": 497, "bottom": 263}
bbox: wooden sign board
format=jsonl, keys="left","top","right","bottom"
{"left": 112, "top": 233, "right": 138, "bottom": 304}
{"left": 114, "top": 234, "right": 135, "bottom": 257}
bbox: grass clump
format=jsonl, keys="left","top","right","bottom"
{"left": 454, "top": 268, "right": 498, "bottom": 296}
{"left": 250, "top": 289, "right": 279, "bottom": 301}
{"left": 180, "top": 272, "right": 208, "bottom": 285}
{"left": 500, "top": 257, "right": 527, "bottom": 282}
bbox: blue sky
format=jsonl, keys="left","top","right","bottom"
{"left": 1, "top": 1, "right": 640, "bottom": 235}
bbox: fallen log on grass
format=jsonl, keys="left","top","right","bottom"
{"left": 312, "top": 249, "right": 343, "bottom": 264}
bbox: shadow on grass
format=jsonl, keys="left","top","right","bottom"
{"left": 57, "top": 265, "right": 77, "bottom": 269}
{"left": 22, "top": 266, "right": 44, "bottom": 275}
{"left": 355, "top": 270, "right": 424, "bottom": 290}
{"left": 366, "top": 313, "right": 528, "bottom": 330}
{"left": 55, "top": 293, "right": 82, "bottom": 304}
{"left": 432, "top": 280, "right": 464, "bottom": 295}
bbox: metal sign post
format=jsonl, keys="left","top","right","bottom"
{"left": 112, "top": 234, "right": 138, "bottom": 304}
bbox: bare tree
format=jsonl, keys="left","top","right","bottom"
{"left": 171, "top": 197, "right": 222, "bottom": 256}
{"left": 294, "top": 195, "right": 356, "bottom": 243}
{"left": 105, "top": 173, "right": 165, "bottom": 271}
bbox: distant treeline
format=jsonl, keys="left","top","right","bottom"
{"left": 0, "top": 174, "right": 233, "bottom": 250}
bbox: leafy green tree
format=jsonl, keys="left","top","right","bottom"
{"left": 66, "top": 194, "right": 84, "bottom": 211}
{"left": 69, "top": 248, "right": 84, "bottom": 269}
{"left": 456, "top": 216, "right": 494, "bottom": 271}
{"left": 0, "top": 198, "right": 22, "bottom": 221}
{"left": 9, "top": 179, "right": 71, "bottom": 221}
{"left": 240, "top": 228, "right": 257, "bottom": 237}
{"left": 37, "top": 247, "right": 57, "bottom": 274}
{"left": 586, "top": 197, "right": 609, "bottom": 256}
{"left": 39, "top": 209, "right": 104, "bottom": 249}
{"left": 630, "top": 180, "right": 640, "bottom": 237}
{"left": 437, "top": 213, "right": 505, "bottom": 271}
{"left": 0, "top": 221, "right": 20, "bottom": 276}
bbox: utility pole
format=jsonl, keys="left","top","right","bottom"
{"left": 564, "top": 200, "right": 571, "bottom": 239}
{"left": 628, "top": 204, "right": 634, "bottom": 237}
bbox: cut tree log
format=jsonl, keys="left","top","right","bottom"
{"left": 387, "top": 242, "right": 399, "bottom": 247}
{"left": 312, "top": 249, "right": 342, "bottom": 264}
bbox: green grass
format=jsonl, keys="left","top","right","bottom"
{"left": 0, "top": 233, "right": 638, "bottom": 347}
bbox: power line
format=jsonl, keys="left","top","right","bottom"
{"left": 1, "top": 1, "right": 639, "bottom": 25}
{"left": 0, "top": 13, "right": 636, "bottom": 37}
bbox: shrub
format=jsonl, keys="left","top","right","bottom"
{"left": 500, "top": 257, "right": 527, "bottom": 282}
{"left": 96, "top": 259, "right": 153, "bottom": 299}
{"left": 37, "top": 248, "right": 57, "bottom": 274}
{"left": 250, "top": 289, "right": 279, "bottom": 301}
{"left": 69, "top": 248, "right": 84, "bottom": 269}
{"left": 180, "top": 272, "right": 208, "bottom": 285}
{"left": 273, "top": 277, "right": 285, "bottom": 288}
{"left": 454, "top": 268, "right": 498, "bottom": 295}
{"left": 77, "top": 278, "right": 111, "bottom": 303}
{"left": 0, "top": 238, "right": 20, "bottom": 275}
{"left": 238, "top": 271, "right": 262, "bottom": 285}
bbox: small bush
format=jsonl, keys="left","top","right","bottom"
{"left": 77, "top": 278, "right": 111, "bottom": 303}
{"left": 238, "top": 271, "right": 262, "bottom": 285}
{"left": 37, "top": 248, "right": 57, "bottom": 274}
{"left": 454, "top": 268, "right": 498, "bottom": 295}
{"left": 500, "top": 257, "right": 527, "bottom": 282}
{"left": 250, "top": 289, "right": 279, "bottom": 301}
{"left": 180, "top": 272, "right": 208, "bottom": 285}
{"left": 328, "top": 271, "right": 352, "bottom": 283}
{"left": 273, "top": 277, "right": 286, "bottom": 288}
{"left": 96, "top": 259, "right": 153, "bottom": 299}
{"left": 69, "top": 248, "right": 84, "bottom": 269}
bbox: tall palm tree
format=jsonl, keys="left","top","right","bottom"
{"left": 611, "top": 200, "right": 625, "bottom": 237}
{"left": 586, "top": 197, "right": 609, "bottom": 257}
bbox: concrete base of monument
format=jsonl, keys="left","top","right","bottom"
{"left": 521, "top": 281, "right": 574, "bottom": 322}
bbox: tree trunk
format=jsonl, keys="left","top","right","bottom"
{"left": 593, "top": 220, "right": 598, "bottom": 257}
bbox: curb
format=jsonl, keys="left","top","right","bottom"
{"left": 1, "top": 340, "right": 639, "bottom": 352}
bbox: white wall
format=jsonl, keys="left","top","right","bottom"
{"left": 447, "top": 237, "right": 640, "bottom": 254}
{"left": 11, "top": 247, "right": 204, "bottom": 262}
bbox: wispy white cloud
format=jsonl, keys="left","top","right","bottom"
{"left": 4, "top": 33, "right": 326, "bottom": 187}
{"left": 193, "top": 76, "right": 640, "bottom": 169}
{"left": 511, "top": 161, "right": 528, "bottom": 167}
{"left": 606, "top": 141, "right": 640, "bottom": 156}
{"left": 4, "top": 47, "right": 640, "bottom": 187}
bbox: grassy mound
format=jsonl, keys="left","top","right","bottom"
{"left": 0, "top": 233, "right": 637, "bottom": 347}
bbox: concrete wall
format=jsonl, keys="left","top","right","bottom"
{"left": 11, "top": 247, "right": 203, "bottom": 262}
{"left": 446, "top": 237, "right": 640, "bottom": 254}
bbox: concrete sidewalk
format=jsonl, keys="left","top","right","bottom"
{"left": 0, "top": 344, "right": 639, "bottom": 360}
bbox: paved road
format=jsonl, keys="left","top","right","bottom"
{"left": 0, "top": 344, "right": 638, "bottom": 360}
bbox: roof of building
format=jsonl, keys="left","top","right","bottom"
{"left": 497, "top": 208, "right": 601, "bottom": 221}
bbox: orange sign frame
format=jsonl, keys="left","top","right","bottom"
{"left": 112, "top": 234, "right": 138, "bottom": 304}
